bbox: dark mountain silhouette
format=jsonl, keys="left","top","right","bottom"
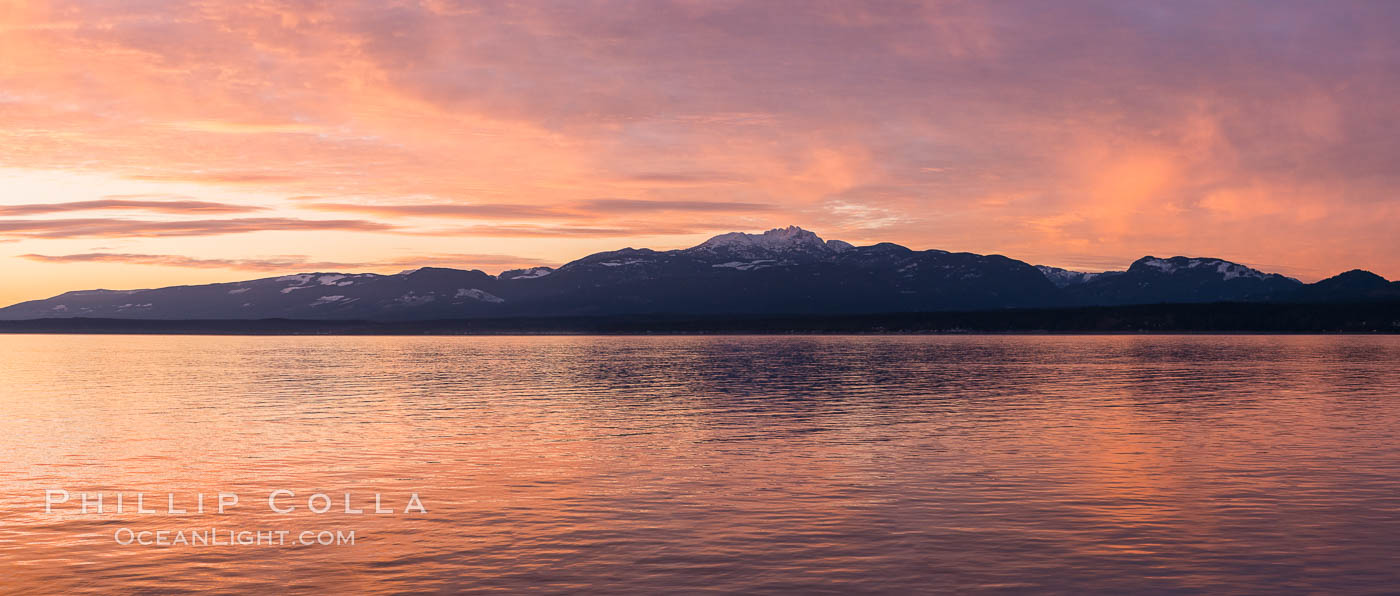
{"left": 0, "top": 226, "right": 1393, "bottom": 321}
{"left": 1286, "top": 270, "right": 1400, "bottom": 302}
{"left": 1062, "top": 256, "right": 1303, "bottom": 305}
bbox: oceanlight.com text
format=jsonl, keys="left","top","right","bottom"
{"left": 113, "top": 527, "right": 357, "bottom": 547}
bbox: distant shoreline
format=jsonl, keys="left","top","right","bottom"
{"left": 2, "top": 302, "right": 1398, "bottom": 335}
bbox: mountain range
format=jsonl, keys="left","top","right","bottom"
{"left": 3, "top": 226, "right": 1397, "bottom": 321}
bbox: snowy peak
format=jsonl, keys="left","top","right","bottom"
{"left": 1128, "top": 256, "right": 1283, "bottom": 281}
{"left": 689, "top": 226, "right": 851, "bottom": 257}
{"left": 694, "top": 226, "right": 821, "bottom": 251}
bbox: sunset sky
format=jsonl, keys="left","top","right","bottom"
{"left": 3, "top": 0, "right": 1399, "bottom": 305}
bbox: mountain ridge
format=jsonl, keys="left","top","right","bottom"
{"left": 2, "top": 226, "right": 1394, "bottom": 320}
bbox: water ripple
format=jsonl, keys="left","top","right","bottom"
{"left": 1, "top": 335, "right": 1398, "bottom": 593}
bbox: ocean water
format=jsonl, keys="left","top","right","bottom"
{"left": 1, "top": 334, "right": 1398, "bottom": 593}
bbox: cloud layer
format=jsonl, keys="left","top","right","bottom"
{"left": 2, "top": 0, "right": 1400, "bottom": 303}
{"left": 20, "top": 252, "right": 551, "bottom": 272}
{"left": 0, "top": 217, "right": 393, "bottom": 239}
{"left": 0, "top": 199, "right": 263, "bottom": 216}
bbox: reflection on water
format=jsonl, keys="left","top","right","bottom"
{"left": 2, "top": 335, "right": 1399, "bottom": 593}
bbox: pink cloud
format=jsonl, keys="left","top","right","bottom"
{"left": 0, "top": 217, "right": 394, "bottom": 239}
{"left": 0, "top": 199, "right": 264, "bottom": 216}
{"left": 0, "top": 0, "right": 1397, "bottom": 286}
{"left": 19, "top": 251, "right": 552, "bottom": 272}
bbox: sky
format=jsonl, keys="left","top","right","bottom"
{"left": 2, "top": 0, "right": 1399, "bottom": 306}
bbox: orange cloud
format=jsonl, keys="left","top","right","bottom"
{"left": 2, "top": 0, "right": 1400, "bottom": 306}
{"left": 0, "top": 217, "right": 394, "bottom": 239}
{"left": 19, "top": 252, "right": 552, "bottom": 272}
{"left": 301, "top": 202, "right": 578, "bottom": 219}
{"left": 0, "top": 199, "right": 263, "bottom": 216}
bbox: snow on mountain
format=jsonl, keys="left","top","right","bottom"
{"left": 454, "top": 288, "right": 505, "bottom": 303}
{"left": 826, "top": 239, "right": 854, "bottom": 252}
{"left": 1058, "top": 256, "right": 1304, "bottom": 305}
{"left": 310, "top": 295, "right": 347, "bottom": 307}
{"left": 694, "top": 225, "right": 826, "bottom": 250}
{"left": 598, "top": 259, "right": 648, "bottom": 267}
{"left": 1034, "top": 265, "right": 1114, "bottom": 288}
{"left": 687, "top": 226, "right": 851, "bottom": 260}
{"left": 1040, "top": 257, "right": 1281, "bottom": 289}
{"left": 712, "top": 259, "right": 780, "bottom": 271}
{"left": 499, "top": 267, "right": 554, "bottom": 280}
{"left": 1131, "top": 257, "right": 1290, "bottom": 282}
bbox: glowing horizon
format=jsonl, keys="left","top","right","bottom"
{"left": 3, "top": 1, "right": 1399, "bottom": 305}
